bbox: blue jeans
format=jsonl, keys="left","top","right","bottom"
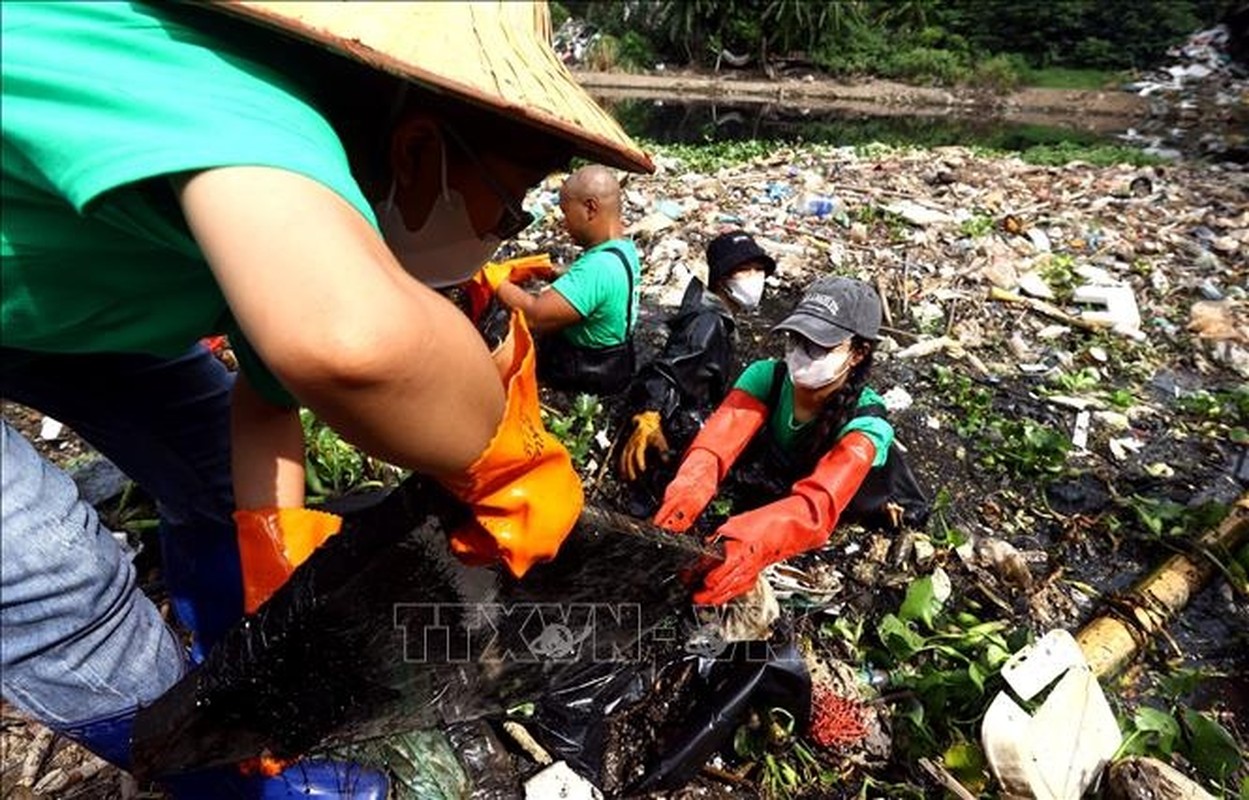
{"left": 0, "top": 419, "right": 186, "bottom": 725}
{"left": 1, "top": 345, "right": 240, "bottom": 727}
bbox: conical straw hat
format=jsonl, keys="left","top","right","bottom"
{"left": 210, "top": 1, "right": 654, "bottom": 173}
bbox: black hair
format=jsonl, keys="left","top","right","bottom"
{"left": 794, "top": 337, "right": 876, "bottom": 474}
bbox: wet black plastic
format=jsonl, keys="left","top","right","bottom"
{"left": 529, "top": 626, "right": 811, "bottom": 796}
{"left": 131, "top": 477, "right": 718, "bottom": 779}
{"left": 445, "top": 720, "right": 521, "bottom": 800}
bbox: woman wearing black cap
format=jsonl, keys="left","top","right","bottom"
{"left": 616, "top": 231, "right": 776, "bottom": 506}
{"left": 653, "top": 276, "right": 926, "bottom": 605}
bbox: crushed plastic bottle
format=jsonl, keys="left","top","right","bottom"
{"left": 766, "top": 182, "right": 793, "bottom": 203}
{"left": 798, "top": 194, "right": 837, "bottom": 219}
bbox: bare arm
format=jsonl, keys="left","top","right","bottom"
{"left": 231, "top": 371, "right": 305, "bottom": 509}
{"left": 175, "top": 166, "right": 505, "bottom": 479}
{"left": 496, "top": 279, "right": 582, "bottom": 334}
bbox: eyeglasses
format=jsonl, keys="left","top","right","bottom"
{"left": 785, "top": 332, "right": 851, "bottom": 359}
{"left": 442, "top": 126, "right": 534, "bottom": 240}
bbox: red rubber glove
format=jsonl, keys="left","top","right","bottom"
{"left": 653, "top": 389, "right": 767, "bottom": 533}
{"left": 695, "top": 431, "right": 876, "bottom": 605}
{"left": 235, "top": 508, "right": 343, "bottom": 614}
{"left": 439, "top": 311, "right": 583, "bottom": 577}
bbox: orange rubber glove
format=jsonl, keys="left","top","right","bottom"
{"left": 618, "top": 410, "right": 670, "bottom": 482}
{"left": 235, "top": 508, "right": 343, "bottom": 614}
{"left": 695, "top": 431, "right": 876, "bottom": 605}
{"left": 464, "top": 254, "right": 556, "bottom": 322}
{"left": 439, "top": 311, "right": 583, "bottom": 577}
{"left": 653, "top": 389, "right": 768, "bottom": 533}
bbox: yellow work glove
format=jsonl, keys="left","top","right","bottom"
{"left": 618, "top": 410, "right": 671, "bottom": 482}
{"left": 234, "top": 508, "right": 343, "bottom": 614}
{"left": 439, "top": 311, "right": 583, "bottom": 577}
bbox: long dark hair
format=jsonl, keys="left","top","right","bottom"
{"left": 794, "top": 337, "right": 876, "bottom": 474}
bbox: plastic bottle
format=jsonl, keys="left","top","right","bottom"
{"left": 799, "top": 194, "right": 836, "bottom": 219}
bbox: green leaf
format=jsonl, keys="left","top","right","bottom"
{"left": 982, "top": 642, "right": 1011, "bottom": 671}
{"left": 1133, "top": 706, "right": 1179, "bottom": 753}
{"left": 967, "top": 661, "right": 987, "bottom": 694}
{"left": 1182, "top": 708, "right": 1242, "bottom": 782}
{"left": 733, "top": 724, "right": 763, "bottom": 760}
{"left": 943, "top": 740, "right": 988, "bottom": 791}
{"left": 877, "top": 614, "right": 927, "bottom": 660}
{"left": 1156, "top": 667, "right": 1205, "bottom": 701}
{"left": 898, "top": 569, "right": 950, "bottom": 630}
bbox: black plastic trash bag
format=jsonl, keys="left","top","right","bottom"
{"left": 529, "top": 622, "right": 811, "bottom": 796}
{"left": 132, "top": 477, "right": 717, "bottom": 779}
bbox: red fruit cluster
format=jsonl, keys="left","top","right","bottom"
{"left": 809, "top": 686, "right": 867, "bottom": 749}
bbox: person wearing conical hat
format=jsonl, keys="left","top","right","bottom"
{"left": 1, "top": 2, "right": 650, "bottom": 796}
{"left": 652, "top": 277, "right": 929, "bottom": 605}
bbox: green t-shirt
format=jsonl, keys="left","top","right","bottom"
{"left": 733, "top": 359, "right": 894, "bottom": 467}
{"left": 549, "top": 238, "right": 641, "bottom": 348}
{"left": 1, "top": 2, "right": 377, "bottom": 405}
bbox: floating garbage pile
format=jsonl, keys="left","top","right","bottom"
{"left": 1123, "top": 22, "right": 1249, "bottom": 161}
{"left": 516, "top": 142, "right": 1247, "bottom": 382}
{"left": 494, "top": 141, "right": 1249, "bottom": 797}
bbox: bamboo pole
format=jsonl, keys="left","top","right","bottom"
{"left": 1076, "top": 494, "right": 1249, "bottom": 679}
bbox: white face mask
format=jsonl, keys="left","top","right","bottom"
{"left": 785, "top": 341, "right": 854, "bottom": 389}
{"left": 723, "top": 271, "right": 766, "bottom": 311}
{"left": 375, "top": 139, "right": 501, "bottom": 288}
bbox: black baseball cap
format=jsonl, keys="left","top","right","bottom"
{"left": 706, "top": 231, "right": 777, "bottom": 287}
{"left": 773, "top": 276, "right": 882, "bottom": 347}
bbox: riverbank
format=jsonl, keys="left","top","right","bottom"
{"left": 575, "top": 70, "right": 1148, "bottom": 123}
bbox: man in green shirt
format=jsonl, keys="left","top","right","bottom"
{"left": 1, "top": 2, "right": 651, "bottom": 796}
{"left": 496, "top": 165, "right": 641, "bottom": 394}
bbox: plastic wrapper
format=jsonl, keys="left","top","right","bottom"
{"left": 131, "top": 477, "right": 718, "bottom": 779}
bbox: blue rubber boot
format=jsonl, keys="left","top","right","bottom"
{"left": 159, "top": 519, "right": 244, "bottom": 663}
{"left": 61, "top": 708, "right": 389, "bottom": 799}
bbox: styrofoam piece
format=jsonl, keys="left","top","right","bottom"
{"left": 1073, "top": 284, "right": 1142, "bottom": 335}
{"left": 39, "top": 416, "right": 64, "bottom": 441}
{"left": 982, "top": 630, "right": 1122, "bottom": 800}
{"left": 525, "top": 761, "right": 603, "bottom": 800}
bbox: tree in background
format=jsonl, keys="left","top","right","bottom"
{"left": 558, "top": 0, "right": 1240, "bottom": 78}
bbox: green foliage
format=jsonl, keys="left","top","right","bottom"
{"left": 300, "top": 409, "right": 401, "bottom": 501}
{"left": 933, "top": 365, "right": 1069, "bottom": 479}
{"left": 897, "top": 572, "right": 949, "bottom": 632}
{"left": 645, "top": 138, "right": 775, "bottom": 172}
{"left": 1049, "top": 366, "right": 1100, "bottom": 395}
{"left": 549, "top": 2, "right": 570, "bottom": 29}
{"left": 1118, "top": 689, "right": 1245, "bottom": 793}
{"left": 571, "top": 0, "right": 1235, "bottom": 79}
{"left": 616, "top": 31, "right": 658, "bottom": 71}
{"left": 873, "top": 573, "right": 1023, "bottom": 760}
{"left": 542, "top": 393, "right": 603, "bottom": 470}
{"left": 932, "top": 365, "right": 993, "bottom": 437}
{"left": 732, "top": 707, "right": 833, "bottom": 799}
{"left": 979, "top": 417, "right": 1071, "bottom": 479}
{"left": 1122, "top": 494, "right": 1229, "bottom": 539}
{"left": 99, "top": 481, "right": 160, "bottom": 536}
{"left": 1183, "top": 708, "right": 1243, "bottom": 784}
{"left": 1039, "top": 253, "right": 1078, "bottom": 301}
{"left": 881, "top": 46, "right": 971, "bottom": 85}
{"left": 969, "top": 54, "right": 1023, "bottom": 92}
{"left": 958, "top": 214, "right": 994, "bottom": 238}
{"left": 1176, "top": 387, "right": 1249, "bottom": 423}
{"left": 1019, "top": 142, "right": 1170, "bottom": 167}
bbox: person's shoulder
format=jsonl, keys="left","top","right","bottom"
{"left": 594, "top": 237, "right": 640, "bottom": 267}
{"left": 857, "top": 385, "right": 887, "bottom": 409}
{"left": 733, "top": 358, "right": 779, "bottom": 395}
